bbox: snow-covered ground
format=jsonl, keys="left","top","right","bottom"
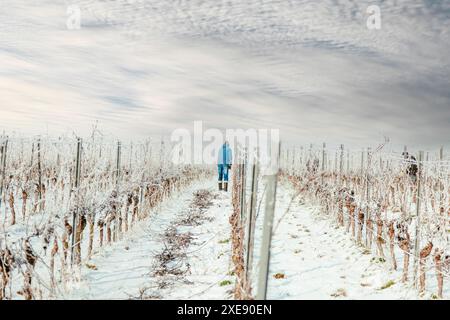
{"left": 58, "top": 177, "right": 447, "bottom": 300}
{"left": 264, "top": 181, "right": 447, "bottom": 300}
{"left": 64, "top": 179, "right": 234, "bottom": 300}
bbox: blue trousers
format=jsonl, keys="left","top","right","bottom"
{"left": 218, "top": 164, "right": 229, "bottom": 182}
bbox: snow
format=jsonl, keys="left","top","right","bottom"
{"left": 262, "top": 181, "right": 448, "bottom": 300}
{"left": 1, "top": 0, "right": 448, "bottom": 301}
{"left": 0, "top": 134, "right": 447, "bottom": 300}
{"left": 64, "top": 179, "right": 234, "bottom": 300}
{"left": 2, "top": 163, "right": 446, "bottom": 300}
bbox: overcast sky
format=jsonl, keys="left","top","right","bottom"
{"left": 0, "top": 0, "right": 449, "bottom": 150}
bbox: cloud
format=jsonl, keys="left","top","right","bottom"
{"left": 0, "top": 0, "right": 449, "bottom": 149}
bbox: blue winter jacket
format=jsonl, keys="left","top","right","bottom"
{"left": 218, "top": 144, "right": 233, "bottom": 165}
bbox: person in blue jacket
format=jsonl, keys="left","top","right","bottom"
{"left": 217, "top": 141, "right": 233, "bottom": 191}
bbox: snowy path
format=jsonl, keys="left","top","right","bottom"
{"left": 63, "top": 179, "right": 443, "bottom": 300}
{"left": 266, "top": 182, "right": 418, "bottom": 300}
{"left": 65, "top": 180, "right": 234, "bottom": 300}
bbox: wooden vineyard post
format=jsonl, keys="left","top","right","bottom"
{"left": 256, "top": 142, "right": 280, "bottom": 300}
{"left": 334, "top": 150, "right": 338, "bottom": 172}
{"left": 0, "top": 137, "right": 7, "bottom": 210}
{"left": 321, "top": 143, "right": 325, "bottom": 185}
{"left": 346, "top": 150, "right": 350, "bottom": 174}
{"left": 0, "top": 144, "right": 3, "bottom": 209}
{"left": 37, "top": 138, "right": 43, "bottom": 212}
{"left": 71, "top": 137, "right": 82, "bottom": 265}
{"left": 291, "top": 147, "right": 296, "bottom": 176}
{"left": 129, "top": 142, "right": 133, "bottom": 171}
{"left": 299, "top": 146, "right": 303, "bottom": 168}
{"left": 351, "top": 153, "right": 354, "bottom": 173}
{"left": 235, "top": 147, "right": 241, "bottom": 197}
{"left": 115, "top": 141, "right": 121, "bottom": 238}
{"left": 56, "top": 137, "right": 61, "bottom": 167}
{"left": 159, "top": 139, "right": 165, "bottom": 176}
{"left": 0, "top": 139, "right": 8, "bottom": 208}
{"left": 286, "top": 147, "right": 290, "bottom": 175}
{"left": 139, "top": 183, "right": 144, "bottom": 218}
{"left": 338, "top": 144, "right": 344, "bottom": 227}
{"left": 240, "top": 148, "right": 247, "bottom": 221}
{"left": 413, "top": 151, "right": 423, "bottom": 286}
{"left": 230, "top": 144, "right": 246, "bottom": 299}
{"left": 30, "top": 142, "right": 34, "bottom": 166}
{"left": 360, "top": 148, "right": 364, "bottom": 175}
{"left": 339, "top": 144, "right": 344, "bottom": 184}
{"left": 439, "top": 147, "right": 443, "bottom": 207}
{"left": 116, "top": 141, "right": 121, "bottom": 187}
{"left": 364, "top": 148, "right": 372, "bottom": 246}
{"left": 244, "top": 159, "right": 259, "bottom": 296}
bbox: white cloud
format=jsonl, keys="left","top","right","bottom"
{"left": 0, "top": 0, "right": 449, "bottom": 149}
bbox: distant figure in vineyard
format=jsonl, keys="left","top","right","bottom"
{"left": 217, "top": 141, "right": 233, "bottom": 192}
{"left": 402, "top": 152, "right": 418, "bottom": 183}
